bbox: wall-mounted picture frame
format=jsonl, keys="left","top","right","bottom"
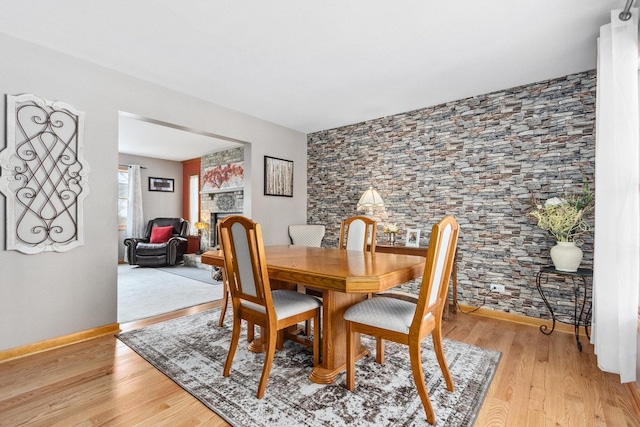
{"left": 405, "top": 228, "right": 420, "bottom": 247}
{"left": 149, "top": 177, "right": 174, "bottom": 192}
{"left": 264, "top": 156, "right": 294, "bottom": 197}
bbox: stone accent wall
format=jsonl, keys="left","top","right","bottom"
{"left": 200, "top": 147, "right": 244, "bottom": 249}
{"left": 307, "top": 70, "right": 596, "bottom": 319}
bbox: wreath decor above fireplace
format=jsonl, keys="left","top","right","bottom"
{"left": 201, "top": 162, "right": 244, "bottom": 194}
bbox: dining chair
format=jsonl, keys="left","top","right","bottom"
{"left": 219, "top": 215, "right": 322, "bottom": 399}
{"left": 288, "top": 224, "right": 326, "bottom": 247}
{"left": 338, "top": 215, "right": 377, "bottom": 252}
{"left": 220, "top": 224, "right": 327, "bottom": 326}
{"left": 343, "top": 216, "right": 459, "bottom": 425}
{"left": 288, "top": 224, "right": 326, "bottom": 335}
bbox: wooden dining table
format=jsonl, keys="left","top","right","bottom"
{"left": 201, "top": 245, "right": 426, "bottom": 384}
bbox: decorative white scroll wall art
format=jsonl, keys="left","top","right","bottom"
{"left": 0, "top": 94, "right": 89, "bottom": 254}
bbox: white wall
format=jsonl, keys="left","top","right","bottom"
{"left": 0, "top": 33, "right": 307, "bottom": 352}
{"left": 637, "top": 71, "right": 640, "bottom": 390}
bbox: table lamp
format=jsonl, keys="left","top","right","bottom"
{"left": 194, "top": 221, "right": 207, "bottom": 236}
{"left": 357, "top": 186, "right": 384, "bottom": 215}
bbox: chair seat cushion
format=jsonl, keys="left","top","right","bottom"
{"left": 241, "top": 290, "right": 321, "bottom": 320}
{"left": 344, "top": 296, "right": 430, "bottom": 334}
{"left": 150, "top": 226, "right": 174, "bottom": 243}
{"left": 136, "top": 242, "right": 169, "bottom": 256}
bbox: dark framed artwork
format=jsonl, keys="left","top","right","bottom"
{"left": 149, "top": 177, "right": 174, "bottom": 192}
{"left": 264, "top": 156, "right": 293, "bottom": 197}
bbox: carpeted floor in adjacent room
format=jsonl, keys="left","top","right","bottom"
{"left": 117, "top": 264, "right": 224, "bottom": 323}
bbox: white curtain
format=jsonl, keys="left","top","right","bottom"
{"left": 593, "top": 8, "right": 640, "bottom": 384}
{"left": 125, "top": 165, "right": 145, "bottom": 261}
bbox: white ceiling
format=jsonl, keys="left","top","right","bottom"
{"left": 118, "top": 114, "right": 242, "bottom": 162}
{"left": 0, "top": 0, "right": 624, "bottom": 160}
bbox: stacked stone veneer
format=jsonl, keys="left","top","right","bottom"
{"left": 200, "top": 147, "right": 244, "bottom": 249}
{"left": 307, "top": 70, "right": 596, "bottom": 320}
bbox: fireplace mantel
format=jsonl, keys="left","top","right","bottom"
{"left": 200, "top": 187, "right": 243, "bottom": 195}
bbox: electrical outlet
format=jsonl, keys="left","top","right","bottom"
{"left": 490, "top": 284, "right": 505, "bottom": 293}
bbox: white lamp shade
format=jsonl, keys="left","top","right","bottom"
{"left": 357, "top": 187, "right": 384, "bottom": 209}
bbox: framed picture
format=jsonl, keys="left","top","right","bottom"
{"left": 149, "top": 177, "right": 174, "bottom": 192}
{"left": 264, "top": 156, "right": 294, "bottom": 197}
{"left": 405, "top": 228, "right": 420, "bottom": 247}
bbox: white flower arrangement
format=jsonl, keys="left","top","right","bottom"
{"left": 528, "top": 179, "right": 594, "bottom": 243}
{"left": 383, "top": 223, "right": 399, "bottom": 234}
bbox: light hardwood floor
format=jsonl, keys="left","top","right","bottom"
{"left": 1, "top": 301, "right": 639, "bottom": 426}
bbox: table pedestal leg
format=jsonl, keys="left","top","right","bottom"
{"left": 309, "top": 290, "right": 369, "bottom": 384}
{"left": 248, "top": 326, "right": 267, "bottom": 353}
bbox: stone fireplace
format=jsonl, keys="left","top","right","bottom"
{"left": 210, "top": 211, "right": 242, "bottom": 248}
{"left": 200, "top": 147, "right": 244, "bottom": 251}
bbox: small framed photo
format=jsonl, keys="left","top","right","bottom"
{"left": 149, "top": 177, "right": 174, "bottom": 192}
{"left": 264, "top": 156, "right": 294, "bottom": 197}
{"left": 405, "top": 228, "right": 420, "bottom": 247}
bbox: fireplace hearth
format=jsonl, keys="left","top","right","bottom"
{"left": 210, "top": 212, "right": 242, "bottom": 248}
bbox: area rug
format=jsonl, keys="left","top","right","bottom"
{"left": 117, "top": 265, "right": 224, "bottom": 323}
{"left": 117, "top": 309, "right": 501, "bottom": 426}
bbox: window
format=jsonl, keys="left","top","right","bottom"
{"left": 118, "top": 166, "right": 129, "bottom": 230}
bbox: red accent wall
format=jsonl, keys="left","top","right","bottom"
{"left": 182, "top": 158, "right": 201, "bottom": 221}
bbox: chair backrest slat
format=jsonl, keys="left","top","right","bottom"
{"left": 339, "top": 216, "right": 377, "bottom": 252}
{"left": 220, "top": 215, "right": 272, "bottom": 311}
{"left": 412, "top": 216, "right": 459, "bottom": 331}
{"left": 428, "top": 224, "right": 452, "bottom": 307}
{"left": 230, "top": 221, "right": 258, "bottom": 298}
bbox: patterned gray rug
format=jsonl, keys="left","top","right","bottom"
{"left": 116, "top": 309, "right": 501, "bottom": 426}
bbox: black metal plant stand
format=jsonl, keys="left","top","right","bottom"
{"left": 536, "top": 266, "right": 593, "bottom": 352}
